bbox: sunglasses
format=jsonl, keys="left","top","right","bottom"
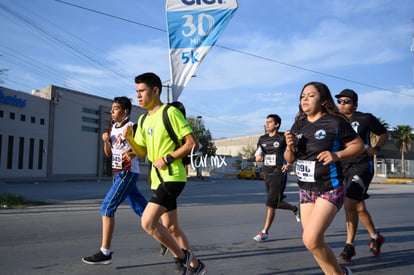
{"left": 337, "top": 99, "right": 353, "bottom": 105}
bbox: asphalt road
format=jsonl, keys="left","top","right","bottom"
{"left": 0, "top": 177, "right": 413, "bottom": 274}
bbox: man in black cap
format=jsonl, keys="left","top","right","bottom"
{"left": 335, "top": 89, "right": 388, "bottom": 262}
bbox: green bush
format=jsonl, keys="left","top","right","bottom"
{"left": 0, "top": 193, "right": 46, "bottom": 209}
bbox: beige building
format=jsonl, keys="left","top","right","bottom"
{"left": 214, "top": 134, "right": 261, "bottom": 157}
{"left": 213, "top": 132, "right": 414, "bottom": 179}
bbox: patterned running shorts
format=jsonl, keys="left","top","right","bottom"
{"left": 299, "top": 185, "right": 345, "bottom": 210}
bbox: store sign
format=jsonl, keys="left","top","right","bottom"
{"left": 0, "top": 89, "right": 27, "bottom": 107}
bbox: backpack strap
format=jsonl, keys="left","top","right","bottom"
{"left": 139, "top": 112, "right": 148, "bottom": 129}
{"left": 162, "top": 104, "right": 180, "bottom": 148}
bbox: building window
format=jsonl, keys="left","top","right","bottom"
{"left": 0, "top": 110, "right": 4, "bottom": 118}
{"left": 40, "top": 118, "right": 45, "bottom": 125}
{"left": 82, "top": 116, "right": 99, "bottom": 124}
{"left": 81, "top": 126, "right": 98, "bottom": 133}
{"left": 28, "top": 138, "right": 34, "bottom": 169}
{"left": 38, "top": 139, "right": 44, "bottom": 170}
{"left": 82, "top": 107, "right": 99, "bottom": 115}
{"left": 20, "top": 114, "right": 26, "bottom": 122}
{"left": 9, "top": 112, "right": 15, "bottom": 120}
{"left": 7, "top": 136, "right": 14, "bottom": 169}
{"left": 31, "top": 116, "right": 36, "bottom": 123}
{"left": 18, "top": 137, "right": 24, "bottom": 169}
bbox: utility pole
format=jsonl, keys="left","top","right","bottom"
{"left": 163, "top": 75, "right": 196, "bottom": 103}
{"left": 411, "top": 18, "right": 414, "bottom": 85}
{"left": 162, "top": 81, "right": 171, "bottom": 103}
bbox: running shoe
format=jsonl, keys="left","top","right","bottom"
{"left": 160, "top": 244, "right": 169, "bottom": 256}
{"left": 339, "top": 243, "right": 356, "bottom": 263}
{"left": 174, "top": 249, "right": 193, "bottom": 274}
{"left": 190, "top": 259, "right": 206, "bottom": 275}
{"left": 293, "top": 205, "right": 301, "bottom": 223}
{"left": 370, "top": 232, "right": 385, "bottom": 256}
{"left": 340, "top": 264, "right": 352, "bottom": 275}
{"left": 82, "top": 250, "right": 112, "bottom": 265}
{"left": 253, "top": 231, "right": 268, "bottom": 243}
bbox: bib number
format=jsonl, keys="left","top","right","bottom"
{"left": 112, "top": 153, "right": 122, "bottom": 169}
{"left": 296, "top": 160, "right": 316, "bottom": 182}
{"left": 264, "top": 154, "right": 276, "bottom": 166}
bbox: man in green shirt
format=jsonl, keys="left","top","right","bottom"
{"left": 124, "top": 72, "right": 205, "bottom": 275}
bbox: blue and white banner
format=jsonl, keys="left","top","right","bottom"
{"left": 166, "top": 0, "right": 238, "bottom": 101}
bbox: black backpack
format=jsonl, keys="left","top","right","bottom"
{"left": 140, "top": 101, "right": 191, "bottom": 165}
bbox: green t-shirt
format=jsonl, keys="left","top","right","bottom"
{"left": 135, "top": 104, "right": 193, "bottom": 190}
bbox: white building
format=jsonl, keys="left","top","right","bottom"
{"left": 0, "top": 85, "right": 145, "bottom": 180}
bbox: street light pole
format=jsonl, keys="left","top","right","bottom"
{"left": 162, "top": 81, "right": 171, "bottom": 103}
{"left": 162, "top": 75, "right": 196, "bottom": 103}
{"left": 195, "top": 115, "right": 203, "bottom": 179}
{"left": 196, "top": 116, "right": 202, "bottom": 131}
{"left": 166, "top": 84, "right": 170, "bottom": 103}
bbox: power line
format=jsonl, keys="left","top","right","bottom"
{"left": 0, "top": 3, "right": 130, "bottom": 82}
{"left": 55, "top": 0, "right": 166, "bottom": 33}
{"left": 0, "top": 45, "right": 102, "bottom": 96}
{"left": 215, "top": 45, "right": 411, "bottom": 96}
{"left": 0, "top": 2, "right": 135, "bottom": 98}
{"left": 55, "top": 0, "right": 413, "bottom": 97}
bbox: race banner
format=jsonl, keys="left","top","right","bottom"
{"left": 166, "top": 0, "right": 238, "bottom": 101}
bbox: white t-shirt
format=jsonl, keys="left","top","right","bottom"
{"left": 110, "top": 121, "right": 139, "bottom": 174}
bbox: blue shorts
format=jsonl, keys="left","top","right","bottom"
{"left": 100, "top": 170, "right": 147, "bottom": 217}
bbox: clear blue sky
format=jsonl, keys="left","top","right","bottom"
{"left": 1, "top": 0, "right": 413, "bottom": 139}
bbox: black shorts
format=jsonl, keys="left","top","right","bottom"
{"left": 264, "top": 173, "right": 287, "bottom": 209}
{"left": 344, "top": 163, "right": 373, "bottom": 201}
{"left": 149, "top": 181, "right": 186, "bottom": 212}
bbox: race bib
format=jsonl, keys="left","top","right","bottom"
{"left": 264, "top": 154, "right": 276, "bottom": 166}
{"left": 112, "top": 153, "right": 122, "bottom": 169}
{"left": 296, "top": 160, "right": 316, "bottom": 182}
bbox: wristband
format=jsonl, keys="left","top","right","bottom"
{"left": 166, "top": 154, "right": 174, "bottom": 164}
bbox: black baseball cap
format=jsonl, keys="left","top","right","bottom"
{"left": 335, "top": 89, "right": 358, "bottom": 102}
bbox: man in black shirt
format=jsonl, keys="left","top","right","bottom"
{"left": 335, "top": 89, "right": 388, "bottom": 262}
{"left": 253, "top": 114, "right": 300, "bottom": 243}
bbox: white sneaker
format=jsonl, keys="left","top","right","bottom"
{"left": 253, "top": 231, "right": 268, "bottom": 242}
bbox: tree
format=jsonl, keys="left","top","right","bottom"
{"left": 238, "top": 145, "right": 256, "bottom": 161}
{"left": 390, "top": 125, "right": 414, "bottom": 177}
{"left": 187, "top": 116, "right": 216, "bottom": 156}
{"left": 0, "top": 68, "right": 9, "bottom": 84}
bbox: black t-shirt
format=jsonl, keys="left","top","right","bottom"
{"left": 347, "top": 111, "right": 387, "bottom": 163}
{"left": 257, "top": 132, "right": 286, "bottom": 174}
{"left": 290, "top": 114, "right": 358, "bottom": 192}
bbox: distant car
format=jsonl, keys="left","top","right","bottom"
{"left": 237, "top": 166, "right": 264, "bottom": 180}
